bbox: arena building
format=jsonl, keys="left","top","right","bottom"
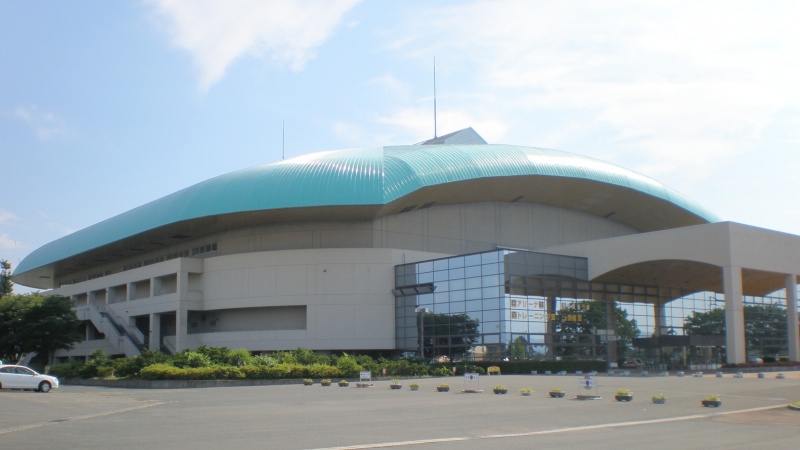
{"left": 13, "top": 128, "right": 800, "bottom": 368}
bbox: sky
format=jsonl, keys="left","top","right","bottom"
{"left": 2, "top": 1, "right": 799, "bottom": 291}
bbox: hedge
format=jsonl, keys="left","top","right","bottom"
{"left": 140, "top": 364, "right": 245, "bottom": 380}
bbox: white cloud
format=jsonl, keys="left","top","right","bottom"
{"left": 149, "top": 0, "right": 361, "bottom": 90}
{"left": 0, "top": 233, "right": 17, "bottom": 250}
{"left": 0, "top": 211, "right": 17, "bottom": 224}
{"left": 369, "top": 74, "right": 408, "bottom": 95}
{"left": 388, "top": 0, "right": 800, "bottom": 183}
{"left": 14, "top": 105, "right": 66, "bottom": 140}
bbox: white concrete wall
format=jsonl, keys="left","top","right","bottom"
{"left": 376, "top": 202, "right": 636, "bottom": 255}
{"left": 49, "top": 200, "right": 635, "bottom": 356}
{"left": 199, "top": 248, "right": 446, "bottom": 351}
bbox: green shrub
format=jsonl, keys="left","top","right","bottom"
{"left": 336, "top": 355, "right": 362, "bottom": 378}
{"left": 240, "top": 364, "right": 294, "bottom": 379}
{"left": 227, "top": 349, "right": 252, "bottom": 367}
{"left": 96, "top": 366, "right": 115, "bottom": 377}
{"left": 194, "top": 345, "right": 234, "bottom": 365}
{"left": 355, "top": 354, "right": 378, "bottom": 373}
{"left": 273, "top": 351, "right": 298, "bottom": 364}
{"left": 314, "top": 354, "right": 331, "bottom": 366}
{"left": 106, "top": 350, "right": 169, "bottom": 378}
{"left": 140, "top": 349, "right": 170, "bottom": 366}
{"left": 432, "top": 366, "right": 454, "bottom": 377}
{"left": 251, "top": 354, "right": 278, "bottom": 366}
{"left": 293, "top": 348, "right": 319, "bottom": 365}
{"left": 170, "top": 350, "right": 212, "bottom": 368}
{"left": 139, "top": 364, "right": 244, "bottom": 380}
{"left": 48, "top": 359, "right": 85, "bottom": 379}
{"left": 296, "top": 364, "right": 341, "bottom": 379}
{"left": 110, "top": 357, "right": 141, "bottom": 377}
{"left": 77, "top": 349, "right": 111, "bottom": 378}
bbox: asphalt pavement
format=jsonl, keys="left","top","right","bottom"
{"left": 1, "top": 371, "right": 798, "bottom": 449}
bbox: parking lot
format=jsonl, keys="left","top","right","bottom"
{"left": 1, "top": 371, "right": 798, "bottom": 449}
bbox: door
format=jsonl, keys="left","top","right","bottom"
{"left": 15, "top": 367, "right": 39, "bottom": 389}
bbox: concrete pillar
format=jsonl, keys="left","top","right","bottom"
{"left": 177, "top": 263, "right": 190, "bottom": 301}
{"left": 723, "top": 266, "right": 746, "bottom": 364}
{"left": 149, "top": 312, "right": 161, "bottom": 352}
{"left": 786, "top": 274, "right": 799, "bottom": 362}
{"left": 606, "top": 300, "right": 618, "bottom": 363}
{"left": 545, "top": 296, "right": 557, "bottom": 357}
{"left": 175, "top": 308, "right": 188, "bottom": 352}
{"left": 654, "top": 302, "right": 668, "bottom": 337}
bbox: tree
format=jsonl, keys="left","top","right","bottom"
{"left": 0, "top": 294, "right": 82, "bottom": 364}
{"left": 744, "top": 304, "right": 788, "bottom": 355}
{"left": 684, "top": 308, "right": 725, "bottom": 336}
{"left": 21, "top": 295, "right": 83, "bottom": 365}
{"left": 684, "top": 305, "right": 789, "bottom": 356}
{"left": 0, "top": 293, "right": 36, "bottom": 362}
{"left": 506, "top": 336, "right": 531, "bottom": 359}
{"left": 0, "top": 259, "right": 12, "bottom": 297}
{"left": 551, "top": 300, "right": 639, "bottom": 358}
{"left": 421, "top": 312, "right": 480, "bottom": 358}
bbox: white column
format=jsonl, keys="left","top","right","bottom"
{"left": 723, "top": 266, "right": 746, "bottom": 364}
{"left": 175, "top": 308, "right": 188, "bottom": 352}
{"left": 786, "top": 274, "right": 799, "bottom": 362}
{"left": 654, "top": 302, "right": 668, "bottom": 336}
{"left": 149, "top": 312, "right": 161, "bottom": 352}
{"left": 606, "top": 300, "right": 618, "bottom": 363}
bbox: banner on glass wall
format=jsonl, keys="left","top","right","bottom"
{"left": 508, "top": 296, "right": 546, "bottom": 321}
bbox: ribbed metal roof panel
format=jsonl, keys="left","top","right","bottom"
{"left": 15, "top": 144, "right": 719, "bottom": 276}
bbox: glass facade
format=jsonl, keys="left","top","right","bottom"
{"left": 394, "top": 249, "right": 796, "bottom": 368}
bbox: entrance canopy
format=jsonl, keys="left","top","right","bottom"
{"left": 544, "top": 221, "right": 800, "bottom": 363}
{"left": 544, "top": 221, "right": 800, "bottom": 298}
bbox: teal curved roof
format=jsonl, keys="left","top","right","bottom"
{"left": 15, "top": 144, "right": 719, "bottom": 279}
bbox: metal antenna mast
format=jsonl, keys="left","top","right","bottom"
{"left": 433, "top": 56, "right": 438, "bottom": 138}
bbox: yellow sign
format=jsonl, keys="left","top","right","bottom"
{"left": 548, "top": 313, "right": 584, "bottom": 322}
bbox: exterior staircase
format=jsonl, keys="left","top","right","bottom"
{"left": 78, "top": 304, "right": 147, "bottom": 357}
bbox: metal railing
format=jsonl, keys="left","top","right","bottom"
{"left": 78, "top": 304, "right": 144, "bottom": 357}
{"left": 102, "top": 309, "right": 148, "bottom": 352}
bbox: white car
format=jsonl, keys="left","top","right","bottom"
{"left": 0, "top": 365, "right": 59, "bottom": 393}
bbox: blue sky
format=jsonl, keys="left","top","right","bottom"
{"left": 2, "top": 1, "right": 799, "bottom": 290}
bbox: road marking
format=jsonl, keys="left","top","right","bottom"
{"left": 0, "top": 401, "right": 175, "bottom": 435}
{"left": 311, "top": 405, "right": 785, "bottom": 449}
